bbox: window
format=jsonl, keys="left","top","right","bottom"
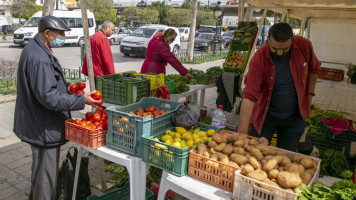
{"left": 131, "top": 28, "right": 156, "bottom": 38}
{"left": 0, "top": 10, "right": 5, "bottom": 15}
{"left": 185, "top": 29, "right": 188, "bottom": 33}
{"left": 60, "top": 18, "right": 94, "bottom": 28}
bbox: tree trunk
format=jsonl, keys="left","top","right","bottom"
{"left": 186, "top": 0, "right": 197, "bottom": 61}
{"left": 42, "top": 0, "right": 56, "bottom": 16}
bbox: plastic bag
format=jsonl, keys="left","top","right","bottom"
{"left": 172, "top": 101, "right": 200, "bottom": 129}
{"left": 56, "top": 147, "right": 91, "bottom": 200}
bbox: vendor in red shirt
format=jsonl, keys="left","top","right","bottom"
{"left": 237, "top": 23, "right": 321, "bottom": 151}
{"left": 82, "top": 21, "right": 115, "bottom": 79}
{"left": 140, "top": 28, "right": 193, "bottom": 79}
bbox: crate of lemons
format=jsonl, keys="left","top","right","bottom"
{"left": 141, "top": 123, "right": 219, "bottom": 176}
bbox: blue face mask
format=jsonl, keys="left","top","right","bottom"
{"left": 50, "top": 35, "right": 66, "bottom": 48}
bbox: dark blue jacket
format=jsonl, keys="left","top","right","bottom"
{"left": 13, "top": 34, "right": 85, "bottom": 148}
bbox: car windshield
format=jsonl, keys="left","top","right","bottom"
{"left": 197, "top": 34, "right": 214, "bottom": 40}
{"left": 23, "top": 17, "right": 41, "bottom": 27}
{"left": 131, "top": 28, "right": 156, "bottom": 38}
{"left": 199, "top": 27, "right": 215, "bottom": 32}
{"left": 225, "top": 31, "right": 234, "bottom": 37}
{"left": 179, "top": 28, "right": 184, "bottom": 33}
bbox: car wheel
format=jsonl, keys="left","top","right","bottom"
{"left": 110, "top": 38, "right": 115, "bottom": 46}
{"left": 172, "top": 45, "right": 179, "bottom": 56}
{"left": 123, "top": 53, "right": 129, "bottom": 56}
{"left": 77, "top": 38, "right": 84, "bottom": 47}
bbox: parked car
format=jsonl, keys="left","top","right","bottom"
{"left": 194, "top": 33, "right": 225, "bottom": 51}
{"left": 223, "top": 30, "right": 234, "bottom": 46}
{"left": 120, "top": 24, "right": 180, "bottom": 57}
{"left": 108, "top": 28, "right": 132, "bottom": 45}
{"left": 195, "top": 25, "right": 216, "bottom": 37}
{"left": 178, "top": 27, "right": 189, "bottom": 42}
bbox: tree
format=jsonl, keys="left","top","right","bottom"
{"left": 167, "top": 9, "right": 191, "bottom": 27}
{"left": 42, "top": 0, "right": 55, "bottom": 16}
{"left": 186, "top": 0, "right": 198, "bottom": 60}
{"left": 196, "top": 11, "right": 215, "bottom": 27}
{"left": 7, "top": 0, "right": 40, "bottom": 24}
{"left": 121, "top": 7, "right": 159, "bottom": 25}
{"left": 149, "top": 1, "right": 170, "bottom": 25}
{"left": 87, "top": 0, "right": 116, "bottom": 25}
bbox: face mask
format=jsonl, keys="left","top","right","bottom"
{"left": 50, "top": 35, "right": 66, "bottom": 48}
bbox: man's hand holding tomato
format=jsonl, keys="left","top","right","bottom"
{"left": 84, "top": 91, "right": 101, "bottom": 108}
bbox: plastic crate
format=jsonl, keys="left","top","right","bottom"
{"left": 106, "top": 97, "right": 182, "bottom": 157}
{"left": 191, "top": 73, "right": 212, "bottom": 85}
{"left": 134, "top": 73, "right": 164, "bottom": 90}
{"left": 65, "top": 119, "right": 106, "bottom": 149}
{"left": 142, "top": 123, "right": 220, "bottom": 177}
{"left": 188, "top": 130, "right": 254, "bottom": 191}
{"left": 305, "top": 133, "right": 351, "bottom": 156}
{"left": 86, "top": 181, "right": 154, "bottom": 200}
{"left": 318, "top": 67, "right": 345, "bottom": 81}
{"left": 164, "top": 80, "right": 175, "bottom": 94}
{"left": 231, "top": 22, "right": 258, "bottom": 49}
{"left": 223, "top": 44, "right": 251, "bottom": 74}
{"left": 96, "top": 74, "right": 150, "bottom": 106}
{"left": 321, "top": 118, "right": 356, "bottom": 142}
{"left": 117, "top": 70, "right": 136, "bottom": 75}
{"left": 233, "top": 147, "right": 321, "bottom": 200}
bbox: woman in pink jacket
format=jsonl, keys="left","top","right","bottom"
{"left": 140, "top": 28, "right": 193, "bottom": 79}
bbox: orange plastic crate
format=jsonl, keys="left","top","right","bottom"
{"left": 318, "top": 67, "right": 345, "bottom": 81}
{"left": 65, "top": 119, "right": 106, "bottom": 149}
{"left": 188, "top": 130, "right": 259, "bottom": 191}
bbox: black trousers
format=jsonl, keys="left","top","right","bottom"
{"left": 250, "top": 112, "right": 306, "bottom": 152}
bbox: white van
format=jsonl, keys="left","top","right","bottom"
{"left": 178, "top": 27, "right": 189, "bottom": 42}
{"left": 120, "top": 24, "right": 180, "bottom": 57}
{"left": 13, "top": 9, "right": 96, "bottom": 47}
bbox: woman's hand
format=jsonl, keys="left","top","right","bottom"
{"left": 185, "top": 73, "right": 194, "bottom": 80}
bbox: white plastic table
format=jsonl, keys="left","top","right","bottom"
{"left": 190, "top": 84, "right": 216, "bottom": 107}
{"left": 157, "top": 171, "right": 232, "bottom": 200}
{"left": 72, "top": 146, "right": 149, "bottom": 200}
{"left": 170, "top": 85, "right": 198, "bottom": 103}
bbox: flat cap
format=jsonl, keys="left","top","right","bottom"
{"left": 38, "top": 16, "right": 71, "bottom": 32}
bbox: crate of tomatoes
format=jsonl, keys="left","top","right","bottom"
{"left": 65, "top": 107, "right": 108, "bottom": 149}
{"left": 106, "top": 97, "right": 182, "bottom": 156}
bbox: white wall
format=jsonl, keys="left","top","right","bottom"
{"left": 310, "top": 22, "right": 356, "bottom": 68}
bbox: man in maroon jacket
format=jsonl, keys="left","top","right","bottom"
{"left": 237, "top": 23, "right": 320, "bottom": 151}
{"left": 82, "top": 21, "right": 115, "bottom": 78}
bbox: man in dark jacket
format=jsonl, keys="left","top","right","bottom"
{"left": 2, "top": 24, "right": 8, "bottom": 40}
{"left": 13, "top": 16, "right": 99, "bottom": 200}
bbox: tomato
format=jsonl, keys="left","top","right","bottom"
{"left": 85, "top": 112, "right": 93, "bottom": 120}
{"left": 97, "top": 99, "right": 104, "bottom": 106}
{"left": 69, "top": 84, "right": 78, "bottom": 93}
{"left": 93, "top": 113, "right": 101, "bottom": 122}
{"left": 94, "top": 122, "right": 101, "bottom": 126}
{"left": 75, "top": 119, "right": 81, "bottom": 124}
{"left": 158, "top": 110, "right": 166, "bottom": 115}
{"left": 120, "top": 117, "right": 129, "bottom": 122}
{"left": 102, "top": 114, "right": 108, "bottom": 119}
{"left": 80, "top": 121, "right": 86, "bottom": 127}
{"left": 144, "top": 108, "right": 149, "bottom": 112}
{"left": 149, "top": 106, "right": 156, "bottom": 112}
{"left": 75, "top": 90, "right": 85, "bottom": 95}
{"left": 152, "top": 110, "right": 159, "bottom": 117}
{"left": 77, "top": 82, "right": 86, "bottom": 90}
{"left": 85, "top": 120, "right": 93, "bottom": 127}
{"left": 91, "top": 91, "right": 102, "bottom": 100}
{"left": 142, "top": 113, "right": 149, "bottom": 117}
{"left": 137, "top": 109, "right": 144, "bottom": 113}
{"left": 96, "top": 107, "right": 103, "bottom": 115}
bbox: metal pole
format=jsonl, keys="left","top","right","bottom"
{"left": 213, "top": 20, "right": 218, "bottom": 56}
{"left": 56, "top": 0, "right": 58, "bottom": 10}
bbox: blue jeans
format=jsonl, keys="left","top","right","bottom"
{"left": 250, "top": 112, "right": 305, "bottom": 152}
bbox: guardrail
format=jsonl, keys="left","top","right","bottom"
{"left": 176, "top": 50, "right": 228, "bottom": 64}
{"left": 0, "top": 77, "right": 17, "bottom": 95}
{"left": 63, "top": 67, "right": 87, "bottom": 83}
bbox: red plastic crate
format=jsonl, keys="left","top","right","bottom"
{"left": 65, "top": 119, "right": 106, "bottom": 149}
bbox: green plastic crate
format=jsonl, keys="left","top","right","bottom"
{"left": 223, "top": 44, "right": 251, "bottom": 74}
{"left": 96, "top": 74, "right": 150, "bottom": 106}
{"left": 141, "top": 122, "right": 220, "bottom": 177}
{"left": 106, "top": 97, "right": 182, "bottom": 157}
{"left": 191, "top": 73, "right": 213, "bottom": 85}
{"left": 86, "top": 181, "right": 154, "bottom": 200}
{"left": 164, "top": 80, "right": 175, "bottom": 94}
{"left": 305, "top": 133, "right": 351, "bottom": 156}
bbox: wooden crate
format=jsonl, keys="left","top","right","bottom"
{"left": 318, "top": 67, "right": 345, "bottom": 81}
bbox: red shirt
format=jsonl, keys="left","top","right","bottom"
{"left": 82, "top": 30, "right": 115, "bottom": 76}
{"left": 140, "top": 32, "right": 188, "bottom": 76}
{"left": 242, "top": 36, "right": 320, "bottom": 134}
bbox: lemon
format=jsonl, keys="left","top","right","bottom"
{"left": 153, "top": 138, "right": 160, "bottom": 142}
{"left": 175, "top": 127, "right": 187, "bottom": 134}
{"left": 174, "top": 132, "right": 182, "bottom": 139}
{"left": 173, "top": 141, "right": 182, "bottom": 148}
{"left": 181, "top": 140, "right": 187, "bottom": 148}
{"left": 202, "top": 136, "right": 208, "bottom": 141}
{"left": 165, "top": 130, "right": 173, "bottom": 135}
{"left": 192, "top": 134, "right": 200, "bottom": 139}
{"left": 161, "top": 135, "right": 172, "bottom": 142}
{"left": 207, "top": 129, "right": 216, "bottom": 136}
{"left": 198, "top": 131, "right": 207, "bottom": 137}
{"left": 194, "top": 138, "right": 201, "bottom": 145}
{"left": 186, "top": 139, "right": 194, "bottom": 148}
{"left": 183, "top": 134, "right": 193, "bottom": 141}
{"left": 169, "top": 131, "right": 175, "bottom": 137}
{"left": 187, "top": 131, "right": 193, "bottom": 135}
{"left": 193, "top": 128, "right": 200, "bottom": 135}
{"left": 207, "top": 137, "right": 213, "bottom": 142}
{"left": 165, "top": 139, "right": 173, "bottom": 145}
{"left": 173, "top": 138, "right": 182, "bottom": 143}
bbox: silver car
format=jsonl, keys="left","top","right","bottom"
{"left": 109, "top": 28, "right": 132, "bottom": 45}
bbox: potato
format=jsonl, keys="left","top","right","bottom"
{"left": 305, "top": 168, "right": 315, "bottom": 176}
{"left": 247, "top": 170, "right": 268, "bottom": 182}
{"left": 249, "top": 148, "right": 264, "bottom": 160}
{"left": 229, "top": 161, "right": 239, "bottom": 168}
{"left": 285, "top": 163, "right": 304, "bottom": 176}
{"left": 268, "top": 169, "right": 279, "bottom": 179}
{"left": 208, "top": 141, "right": 217, "bottom": 148}
{"left": 242, "top": 164, "right": 255, "bottom": 175}
{"left": 276, "top": 151, "right": 287, "bottom": 156}
{"left": 258, "top": 137, "right": 269, "bottom": 146}
{"left": 273, "top": 155, "right": 283, "bottom": 163}
{"left": 256, "top": 144, "right": 267, "bottom": 151}
{"left": 220, "top": 156, "right": 229, "bottom": 164}
{"left": 197, "top": 143, "right": 207, "bottom": 154}
{"left": 243, "top": 139, "right": 250, "bottom": 149}
{"left": 261, "top": 179, "right": 281, "bottom": 192}
{"left": 249, "top": 156, "right": 261, "bottom": 170}
{"left": 261, "top": 146, "right": 277, "bottom": 156}
{"left": 233, "top": 140, "right": 244, "bottom": 147}
{"left": 214, "top": 143, "right": 226, "bottom": 152}
{"left": 277, "top": 171, "right": 302, "bottom": 188}
{"left": 234, "top": 147, "right": 245, "bottom": 155}
{"left": 261, "top": 159, "right": 268, "bottom": 166}
{"left": 300, "top": 157, "right": 314, "bottom": 169}
{"left": 249, "top": 139, "right": 258, "bottom": 146}
{"left": 230, "top": 153, "right": 249, "bottom": 165}
{"left": 216, "top": 152, "right": 227, "bottom": 160}
{"left": 274, "top": 164, "right": 279, "bottom": 170}
{"left": 278, "top": 166, "right": 284, "bottom": 172}
{"left": 228, "top": 133, "right": 240, "bottom": 143}
{"left": 210, "top": 153, "right": 218, "bottom": 161}
{"left": 202, "top": 151, "right": 210, "bottom": 158}
{"left": 298, "top": 165, "right": 305, "bottom": 176}
{"left": 264, "top": 155, "right": 273, "bottom": 161}
{"left": 280, "top": 155, "right": 292, "bottom": 166}
{"left": 221, "top": 133, "right": 230, "bottom": 143}
{"left": 293, "top": 155, "right": 303, "bottom": 162}
{"left": 263, "top": 158, "right": 279, "bottom": 172}
{"left": 223, "top": 144, "right": 234, "bottom": 155}
{"left": 245, "top": 153, "right": 251, "bottom": 158}
{"left": 301, "top": 173, "right": 313, "bottom": 185}
{"left": 239, "top": 134, "right": 248, "bottom": 140}
{"left": 293, "top": 187, "right": 301, "bottom": 193}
